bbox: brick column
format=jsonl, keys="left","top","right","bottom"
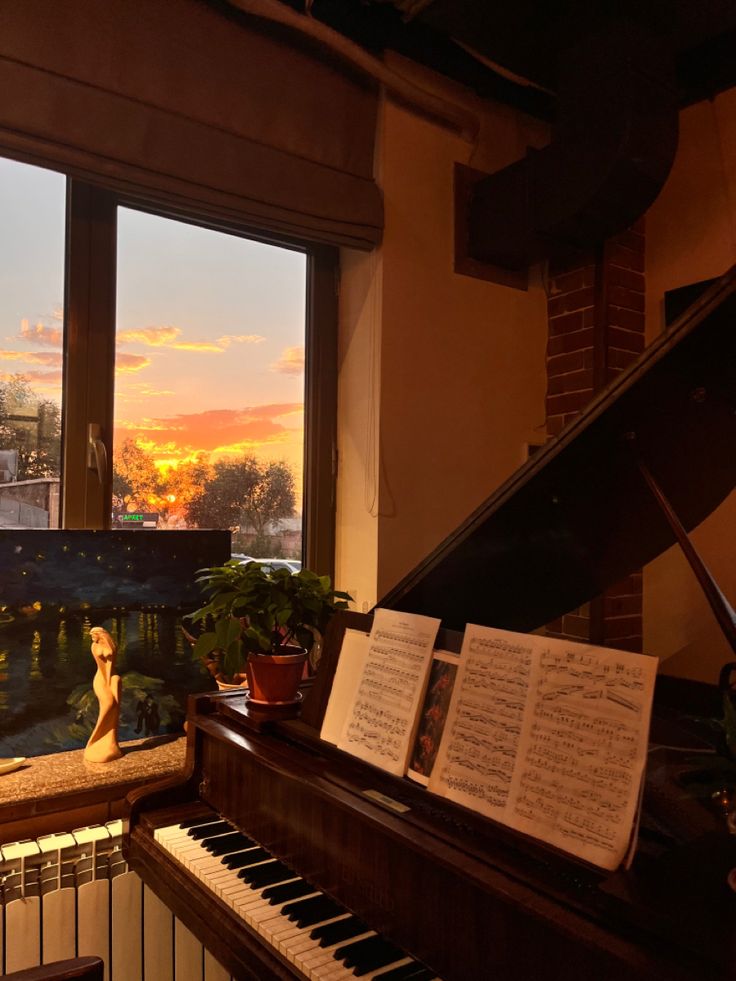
{"left": 544, "top": 221, "right": 645, "bottom": 652}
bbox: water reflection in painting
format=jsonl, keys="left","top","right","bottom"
{"left": 0, "top": 609, "right": 213, "bottom": 756}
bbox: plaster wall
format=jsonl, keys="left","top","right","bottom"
{"left": 336, "top": 66, "right": 549, "bottom": 605}
{"left": 644, "top": 87, "right": 736, "bottom": 682}
{"left": 335, "top": 245, "right": 382, "bottom": 611}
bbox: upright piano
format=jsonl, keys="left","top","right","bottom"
{"left": 126, "top": 267, "right": 736, "bottom": 981}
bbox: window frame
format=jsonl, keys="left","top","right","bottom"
{"left": 2, "top": 149, "right": 338, "bottom": 576}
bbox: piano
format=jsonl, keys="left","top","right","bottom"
{"left": 125, "top": 266, "right": 736, "bottom": 981}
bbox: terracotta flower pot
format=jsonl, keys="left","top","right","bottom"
{"left": 215, "top": 673, "right": 248, "bottom": 692}
{"left": 245, "top": 648, "right": 307, "bottom": 705}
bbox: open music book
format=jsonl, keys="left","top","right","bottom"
{"left": 323, "top": 615, "right": 657, "bottom": 871}
{"left": 427, "top": 624, "right": 657, "bottom": 870}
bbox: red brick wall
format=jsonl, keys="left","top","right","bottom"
{"left": 545, "top": 222, "right": 645, "bottom": 652}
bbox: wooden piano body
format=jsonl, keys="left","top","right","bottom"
{"left": 126, "top": 267, "right": 736, "bottom": 981}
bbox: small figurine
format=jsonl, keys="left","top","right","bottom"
{"left": 84, "top": 626, "right": 123, "bottom": 763}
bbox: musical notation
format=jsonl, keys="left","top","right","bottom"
{"left": 428, "top": 624, "right": 657, "bottom": 871}
{"left": 338, "top": 608, "right": 440, "bottom": 776}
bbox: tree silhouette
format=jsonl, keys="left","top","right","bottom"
{"left": 112, "top": 438, "right": 161, "bottom": 511}
{"left": 110, "top": 442, "right": 297, "bottom": 540}
{"left": 165, "top": 455, "right": 212, "bottom": 515}
{"left": 185, "top": 455, "right": 296, "bottom": 540}
{"left": 241, "top": 460, "right": 296, "bottom": 538}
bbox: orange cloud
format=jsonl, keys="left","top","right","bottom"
{"left": 116, "top": 324, "right": 264, "bottom": 353}
{"left": 117, "top": 326, "right": 181, "bottom": 347}
{"left": 115, "top": 418, "right": 185, "bottom": 432}
{"left": 20, "top": 318, "right": 63, "bottom": 347}
{"left": 116, "top": 353, "right": 152, "bottom": 373}
{"left": 217, "top": 334, "right": 265, "bottom": 347}
{"left": 114, "top": 403, "right": 303, "bottom": 460}
{"left": 167, "top": 340, "right": 226, "bottom": 352}
{"left": 116, "top": 382, "right": 175, "bottom": 401}
{"left": 271, "top": 345, "right": 304, "bottom": 375}
{"left": 0, "top": 350, "right": 62, "bottom": 366}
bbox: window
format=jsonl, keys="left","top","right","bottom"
{"left": 0, "top": 158, "right": 66, "bottom": 528}
{"left": 0, "top": 155, "right": 337, "bottom": 573}
{"left": 114, "top": 208, "right": 307, "bottom": 562}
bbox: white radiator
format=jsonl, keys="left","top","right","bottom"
{"left": 0, "top": 822, "right": 231, "bottom": 981}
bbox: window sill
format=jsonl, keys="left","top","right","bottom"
{"left": 0, "top": 735, "right": 186, "bottom": 844}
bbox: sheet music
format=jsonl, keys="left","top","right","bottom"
{"left": 429, "top": 625, "right": 657, "bottom": 870}
{"left": 337, "top": 609, "right": 440, "bottom": 775}
{"left": 320, "top": 629, "right": 370, "bottom": 745}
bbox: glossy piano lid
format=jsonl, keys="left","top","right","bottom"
{"left": 379, "top": 264, "right": 736, "bottom": 633}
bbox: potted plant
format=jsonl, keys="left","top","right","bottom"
{"left": 186, "top": 560, "right": 351, "bottom": 704}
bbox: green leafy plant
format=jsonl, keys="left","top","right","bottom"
{"left": 186, "top": 560, "right": 351, "bottom": 679}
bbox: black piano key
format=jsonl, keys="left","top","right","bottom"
{"left": 336, "top": 935, "right": 381, "bottom": 963}
{"left": 262, "top": 878, "right": 313, "bottom": 904}
{"left": 354, "top": 950, "right": 408, "bottom": 976}
{"left": 311, "top": 915, "right": 368, "bottom": 947}
{"left": 229, "top": 848, "right": 271, "bottom": 869}
{"left": 206, "top": 832, "right": 254, "bottom": 855}
{"left": 373, "top": 965, "right": 436, "bottom": 981}
{"left": 357, "top": 947, "right": 409, "bottom": 976}
{"left": 283, "top": 894, "right": 345, "bottom": 927}
{"left": 188, "top": 820, "right": 231, "bottom": 840}
{"left": 237, "top": 858, "right": 278, "bottom": 883}
{"left": 339, "top": 935, "right": 405, "bottom": 972}
{"left": 242, "top": 860, "right": 293, "bottom": 889}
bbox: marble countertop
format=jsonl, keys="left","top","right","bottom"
{"left": 0, "top": 735, "right": 187, "bottom": 810}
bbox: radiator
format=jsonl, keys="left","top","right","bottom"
{"left": 0, "top": 823, "right": 231, "bottom": 981}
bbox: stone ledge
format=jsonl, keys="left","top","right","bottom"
{"left": 0, "top": 735, "right": 187, "bottom": 843}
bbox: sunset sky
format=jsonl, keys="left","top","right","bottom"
{"left": 0, "top": 157, "right": 306, "bottom": 494}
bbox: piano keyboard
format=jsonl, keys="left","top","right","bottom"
{"left": 154, "top": 809, "right": 440, "bottom": 981}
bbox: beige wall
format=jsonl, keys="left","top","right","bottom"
{"left": 337, "top": 73, "right": 736, "bottom": 676}
{"left": 644, "top": 87, "right": 736, "bottom": 682}
{"left": 336, "top": 73, "right": 549, "bottom": 606}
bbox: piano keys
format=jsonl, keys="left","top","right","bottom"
{"left": 142, "top": 801, "right": 439, "bottom": 980}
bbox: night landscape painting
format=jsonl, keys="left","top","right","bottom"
{"left": 0, "top": 529, "right": 230, "bottom": 757}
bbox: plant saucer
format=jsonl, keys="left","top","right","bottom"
{"left": 245, "top": 690, "right": 304, "bottom": 707}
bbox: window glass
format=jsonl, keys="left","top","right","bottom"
{"left": 0, "top": 158, "right": 65, "bottom": 528}
{"left": 114, "top": 208, "right": 307, "bottom": 561}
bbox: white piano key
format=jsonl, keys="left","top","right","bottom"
{"left": 311, "top": 958, "right": 357, "bottom": 979}
{"left": 297, "top": 935, "right": 376, "bottom": 980}
{"left": 300, "top": 930, "right": 375, "bottom": 970}
{"left": 153, "top": 820, "right": 432, "bottom": 981}
{"left": 362, "top": 958, "right": 415, "bottom": 980}
{"left": 270, "top": 912, "right": 347, "bottom": 948}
